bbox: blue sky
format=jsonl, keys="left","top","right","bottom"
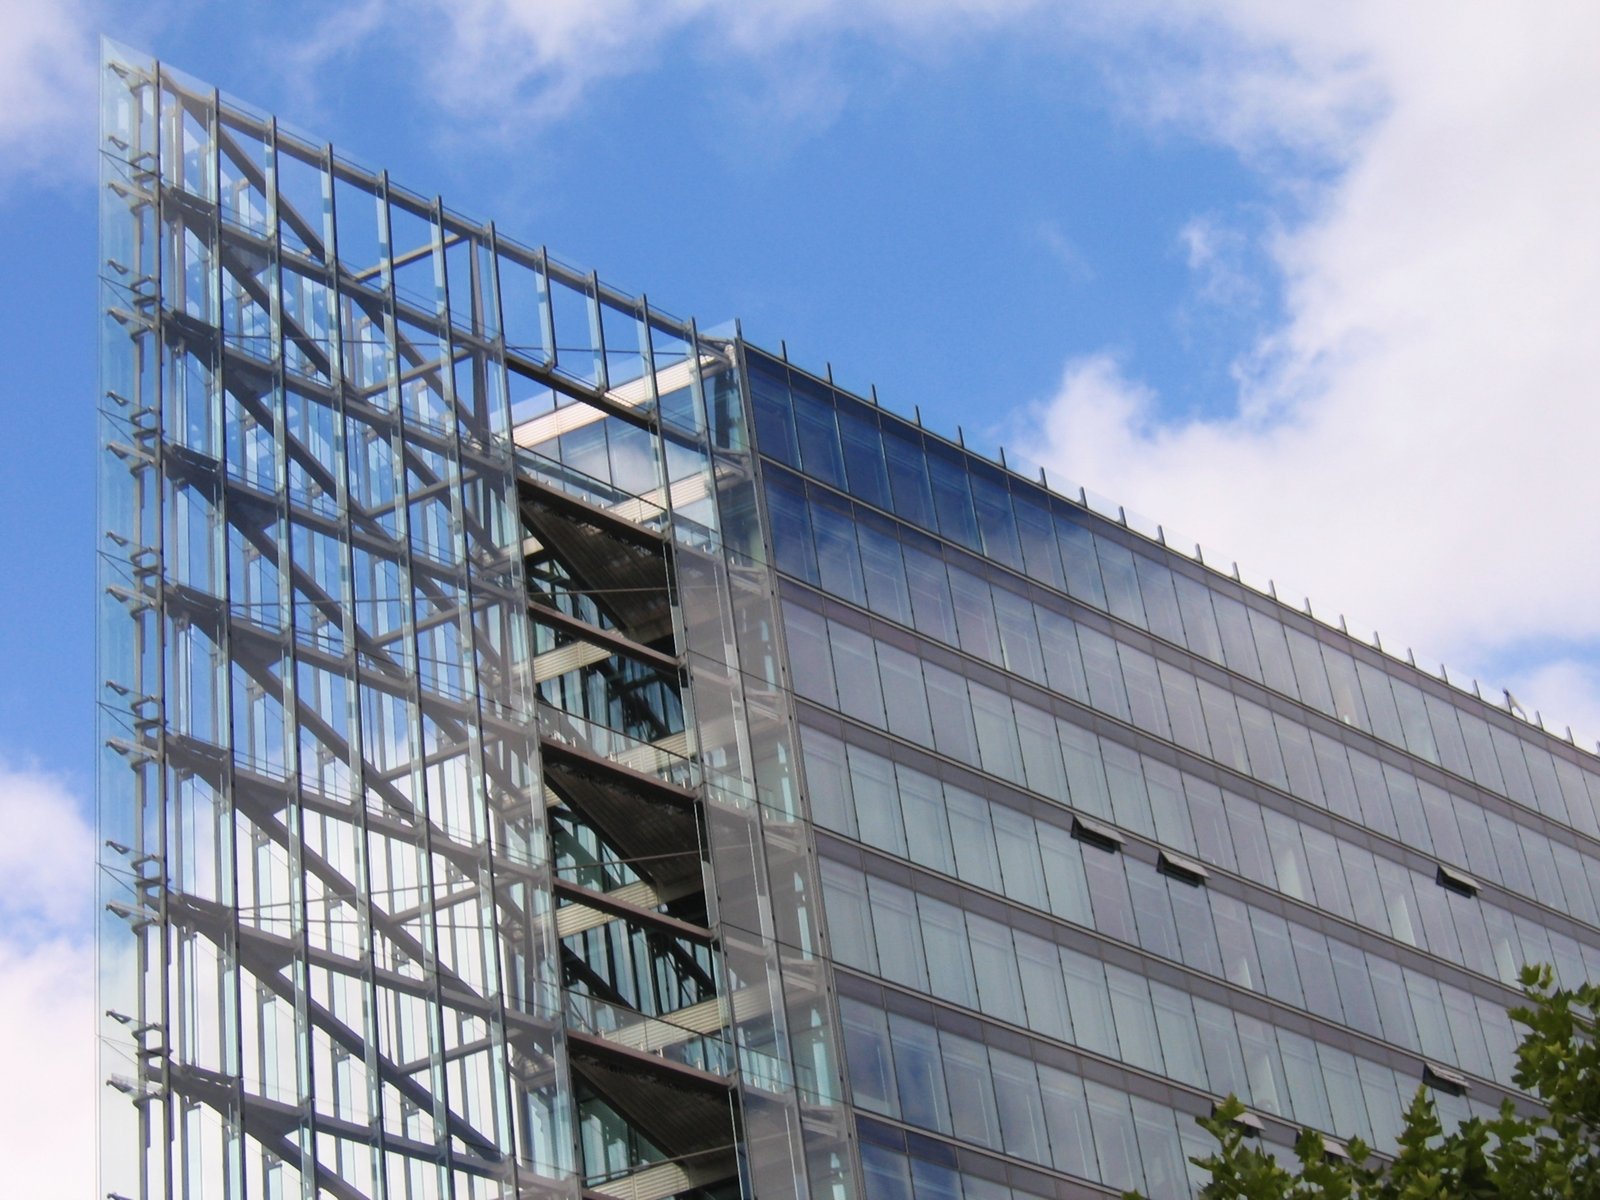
{"left": 2, "top": 1, "right": 1599, "bottom": 1188}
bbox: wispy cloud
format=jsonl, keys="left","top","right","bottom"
{"left": 0, "top": 0, "right": 100, "bottom": 190}
{"left": 1036, "top": 220, "right": 1096, "bottom": 283}
{"left": 289, "top": 0, "right": 1050, "bottom": 137}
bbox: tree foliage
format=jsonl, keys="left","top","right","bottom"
{"left": 1136, "top": 967, "right": 1598, "bottom": 1200}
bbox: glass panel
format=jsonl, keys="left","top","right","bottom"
{"left": 920, "top": 896, "right": 978, "bottom": 1008}
{"left": 968, "top": 913, "right": 1026, "bottom": 1026}
{"left": 938, "top": 1029, "right": 1000, "bottom": 1150}
{"left": 868, "top": 876, "right": 928, "bottom": 991}
{"left": 890, "top": 1011, "right": 953, "bottom": 1135}
{"left": 1037, "top": 1064, "right": 1098, "bottom": 1180}
{"left": 849, "top": 743, "right": 907, "bottom": 857}
{"left": 989, "top": 1047, "right": 1048, "bottom": 1165}
{"left": 840, "top": 998, "right": 899, "bottom": 1117}
{"left": 837, "top": 401, "right": 892, "bottom": 511}
{"left": 926, "top": 443, "right": 981, "bottom": 551}
{"left": 812, "top": 492, "right": 868, "bottom": 607}
{"left": 969, "top": 465, "right": 1024, "bottom": 570}
{"left": 899, "top": 764, "right": 955, "bottom": 876}
{"left": 1094, "top": 537, "right": 1147, "bottom": 628}
{"left": 792, "top": 375, "right": 845, "bottom": 488}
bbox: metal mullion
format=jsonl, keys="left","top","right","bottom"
{"left": 432, "top": 194, "right": 522, "bottom": 1180}
{"left": 492, "top": 229, "right": 582, "bottom": 1193}
{"left": 202, "top": 84, "right": 249, "bottom": 1200}
{"left": 264, "top": 130, "right": 321, "bottom": 1200}
{"left": 588, "top": 270, "right": 608, "bottom": 395}
{"left": 316, "top": 133, "right": 393, "bottom": 1200}
{"left": 381, "top": 175, "right": 454, "bottom": 1193}
{"left": 536, "top": 247, "right": 558, "bottom": 373}
{"left": 321, "top": 148, "right": 403, "bottom": 1200}
{"left": 144, "top": 58, "right": 177, "bottom": 1200}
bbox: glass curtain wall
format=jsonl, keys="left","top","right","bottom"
{"left": 98, "top": 44, "right": 862, "bottom": 1200}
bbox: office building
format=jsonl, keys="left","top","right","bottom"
{"left": 97, "top": 42, "right": 1600, "bottom": 1200}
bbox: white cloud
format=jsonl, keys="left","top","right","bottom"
{"left": 0, "top": 761, "right": 96, "bottom": 1196}
{"left": 0, "top": 761, "right": 97, "bottom": 937}
{"left": 0, "top": 0, "right": 100, "bottom": 188}
{"left": 1018, "top": 1, "right": 1600, "bottom": 748}
{"left": 0, "top": 937, "right": 96, "bottom": 1196}
{"left": 305, "top": 0, "right": 1046, "bottom": 133}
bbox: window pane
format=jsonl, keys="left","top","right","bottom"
{"left": 1037, "top": 1064, "right": 1098, "bottom": 1180}
{"left": 1102, "top": 738, "right": 1153, "bottom": 838}
{"left": 858, "top": 519, "right": 913, "bottom": 626}
{"left": 926, "top": 444, "right": 981, "bottom": 551}
{"left": 840, "top": 997, "right": 898, "bottom": 1117}
{"left": 820, "top": 859, "right": 876, "bottom": 971}
{"left": 890, "top": 1011, "right": 953, "bottom": 1135}
{"left": 766, "top": 473, "right": 818, "bottom": 583}
{"left": 878, "top": 642, "right": 934, "bottom": 746}
{"left": 783, "top": 601, "right": 835, "bottom": 706}
{"left": 1193, "top": 996, "right": 1247, "bottom": 1098}
{"left": 1284, "top": 627, "right": 1335, "bottom": 715}
{"left": 945, "top": 784, "right": 1002, "bottom": 892}
{"left": 972, "top": 683, "right": 1025, "bottom": 785}
{"left": 1036, "top": 606, "right": 1090, "bottom": 703}
{"left": 1159, "top": 660, "right": 1211, "bottom": 757}
{"left": 970, "top": 465, "right": 1024, "bottom": 571}
{"left": 883, "top": 424, "right": 937, "bottom": 530}
{"left": 800, "top": 723, "right": 855, "bottom": 836}
{"left": 1014, "top": 495, "right": 1066, "bottom": 591}
{"left": 1134, "top": 555, "right": 1185, "bottom": 645}
{"left": 1077, "top": 625, "right": 1131, "bottom": 723}
{"left": 749, "top": 360, "right": 797, "bottom": 466}
{"left": 1059, "top": 948, "right": 1118, "bottom": 1057}
{"left": 920, "top": 895, "right": 978, "bottom": 1008}
{"left": 1059, "top": 721, "right": 1112, "bottom": 820}
{"left": 868, "top": 875, "right": 928, "bottom": 990}
{"left": 837, "top": 401, "right": 892, "bottom": 510}
{"left": 898, "top": 763, "right": 955, "bottom": 875}
{"left": 1056, "top": 515, "right": 1108, "bottom": 610}
{"left": 1211, "top": 593, "right": 1262, "bottom": 681}
{"left": 811, "top": 494, "right": 867, "bottom": 606}
{"left": 1016, "top": 704, "right": 1067, "bottom": 803}
{"left": 967, "top": 912, "right": 1026, "bottom": 1027}
{"left": 829, "top": 620, "right": 885, "bottom": 728}
{"left": 1014, "top": 929, "right": 1071, "bottom": 1043}
{"left": 993, "top": 587, "right": 1045, "bottom": 684}
{"left": 792, "top": 376, "right": 844, "bottom": 487}
{"left": 849, "top": 742, "right": 906, "bottom": 856}
{"left": 1119, "top": 643, "right": 1172, "bottom": 742}
{"left": 1095, "top": 538, "right": 1148, "bottom": 629}
{"left": 1150, "top": 980, "right": 1207, "bottom": 1088}
{"left": 1037, "top": 822, "right": 1095, "bottom": 927}
{"left": 938, "top": 1029, "right": 1000, "bottom": 1149}
{"left": 948, "top": 564, "right": 1001, "bottom": 664}
{"left": 992, "top": 805, "right": 1048, "bottom": 911}
{"left": 1085, "top": 1080, "right": 1144, "bottom": 1194}
{"left": 1106, "top": 965, "right": 1164, "bottom": 1074}
{"left": 1172, "top": 572, "right": 1224, "bottom": 664}
{"left": 990, "top": 1047, "right": 1048, "bottom": 1165}
{"left": 1249, "top": 609, "right": 1298, "bottom": 697}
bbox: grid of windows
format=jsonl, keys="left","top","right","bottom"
{"left": 751, "top": 356, "right": 1600, "bottom": 837}
{"left": 744, "top": 347, "right": 1599, "bottom": 1196}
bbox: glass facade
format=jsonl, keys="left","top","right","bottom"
{"left": 97, "top": 42, "right": 1599, "bottom": 1200}
{"left": 746, "top": 350, "right": 1600, "bottom": 1197}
